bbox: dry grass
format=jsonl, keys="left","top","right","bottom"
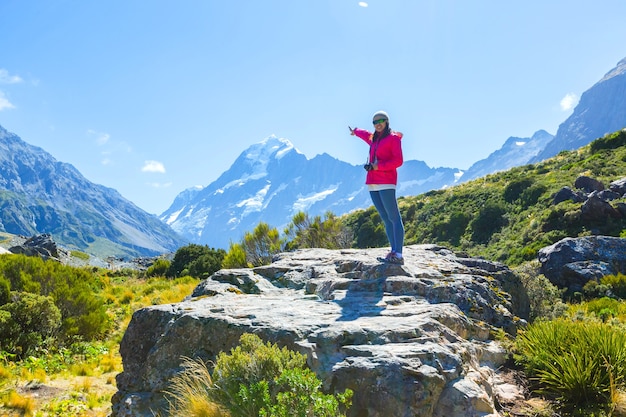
{"left": 0, "top": 369, "right": 119, "bottom": 416}
{"left": 166, "top": 357, "right": 230, "bottom": 417}
{"left": 0, "top": 274, "right": 198, "bottom": 416}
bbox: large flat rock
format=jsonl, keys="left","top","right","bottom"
{"left": 112, "top": 245, "right": 528, "bottom": 417}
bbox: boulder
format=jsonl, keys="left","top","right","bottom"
{"left": 580, "top": 195, "right": 622, "bottom": 220}
{"left": 552, "top": 186, "right": 585, "bottom": 205}
{"left": 574, "top": 175, "right": 605, "bottom": 193}
{"left": 609, "top": 177, "right": 626, "bottom": 195}
{"left": 8, "top": 233, "right": 60, "bottom": 260}
{"left": 111, "top": 245, "right": 528, "bottom": 417}
{"left": 594, "top": 189, "right": 622, "bottom": 201}
{"left": 538, "top": 236, "right": 626, "bottom": 292}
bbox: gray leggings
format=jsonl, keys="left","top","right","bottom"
{"left": 369, "top": 189, "right": 404, "bottom": 254}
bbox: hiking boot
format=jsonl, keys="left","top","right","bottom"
{"left": 377, "top": 251, "right": 404, "bottom": 265}
{"left": 377, "top": 251, "right": 396, "bottom": 263}
{"left": 386, "top": 253, "right": 404, "bottom": 265}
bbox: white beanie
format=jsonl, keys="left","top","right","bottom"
{"left": 372, "top": 110, "right": 389, "bottom": 121}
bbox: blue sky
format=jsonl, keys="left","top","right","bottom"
{"left": 1, "top": 1, "right": 626, "bottom": 215}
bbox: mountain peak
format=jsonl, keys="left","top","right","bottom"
{"left": 598, "top": 56, "right": 626, "bottom": 84}
{"left": 244, "top": 135, "right": 301, "bottom": 163}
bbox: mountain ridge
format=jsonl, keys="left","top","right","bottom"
{"left": 531, "top": 57, "right": 626, "bottom": 162}
{"left": 0, "top": 126, "right": 187, "bottom": 258}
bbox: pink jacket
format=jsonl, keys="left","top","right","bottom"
{"left": 354, "top": 128, "right": 404, "bottom": 185}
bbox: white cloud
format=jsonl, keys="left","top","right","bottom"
{"left": 87, "top": 129, "right": 111, "bottom": 145}
{"left": 0, "top": 69, "right": 23, "bottom": 84}
{"left": 0, "top": 92, "right": 15, "bottom": 111}
{"left": 358, "top": 2, "right": 368, "bottom": 7}
{"left": 560, "top": 93, "right": 579, "bottom": 111}
{"left": 147, "top": 181, "right": 172, "bottom": 188}
{"left": 142, "top": 160, "right": 166, "bottom": 173}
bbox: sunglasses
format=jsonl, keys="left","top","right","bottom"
{"left": 372, "top": 119, "right": 387, "bottom": 125}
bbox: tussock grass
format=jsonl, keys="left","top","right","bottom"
{"left": 3, "top": 390, "right": 36, "bottom": 415}
{"left": 167, "top": 357, "right": 230, "bottom": 417}
{"left": 516, "top": 319, "right": 626, "bottom": 411}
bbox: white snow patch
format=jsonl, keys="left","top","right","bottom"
{"left": 399, "top": 172, "right": 447, "bottom": 192}
{"left": 236, "top": 183, "right": 272, "bottom": 216}
{"left": 293, "top": 186, "right": 338, "bottom": 212}
{"left": 515, "top": 141, "right": 526, "bottom": 146}
{"left": 163, "top": 208, "right": 184, "bottom": 224}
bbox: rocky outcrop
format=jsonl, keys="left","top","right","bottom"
{"left": 552, "top": 175, "right": 626, "bottom": 222}
{"left": 112, "top": 245, "right": 528, "bottom": 417}
{"left": 8, "top": 233, "right": 60, "bottom": 260}
{"left": 538, "top": 236, "right": 626, "bottom": 293}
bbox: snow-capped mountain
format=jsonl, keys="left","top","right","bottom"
{"left": 160, "top": 136, "right": 459, "bottom": 249}
{"left": 457, "top": 130, "right": 554, "bottom": 183}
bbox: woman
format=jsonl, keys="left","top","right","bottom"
{"left": 349, "top": 110, "right": 405, "bottom": 264}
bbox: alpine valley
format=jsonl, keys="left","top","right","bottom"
{"left": 1, "top": 57, "right": 626, "bottom": 256}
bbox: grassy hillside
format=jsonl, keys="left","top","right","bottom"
{"left": 345, "top": 128, "right": 626, "bottom": 266}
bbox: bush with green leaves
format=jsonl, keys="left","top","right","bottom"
{"left": 241, "top": 223, "right": 283, "bottom": 267}
{"left": 0, "top": 292, "right": 62, "bottom": 357}
{"left": 146, "top": 258, "right": 171, "bottom": 277}
{"left": 514, "top": 261, "right": 565, "bottom": 322}
{"left": 515, "top": 319, "right": 626, "bottom": 410}
{"left": 284, "top": 211, "right": 352, "bottom": 250}
{"left": 0, "top": 254, "right": 111, "bottom": 347}
{"left": 600, "top": 273, "right": 626, "bottom": 299}
{"left": 343, "top": 206, "right": 387, "bottom": 249}
{"left": 208, "top": 333, "right": 352, "bottom": 417}
{"left": 168, "top": 244, "right": 226, "bottom": 278}
{"left": 222, "top": 242, "right": 249, "bottom": 269}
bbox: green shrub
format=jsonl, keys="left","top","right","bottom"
{"left": 519, "top": 184, "right": 547, "bottom": 209}
{"left": 581, "top": 297, "right": 622, "bottom": 322}
{"left": 169, "top": 244, "right": 226, "bottom": 278}
{"left": 241, "top": 223, "right": 283, "bottom": 267}
{"left": 284, "top": 211, "right": 352, "bottom": 250}
{"left": 514, "top": 261, "right": 565, "bottom": 321}
{"left": 469, "top": 201, "right": 507, "bottom": 244}
{"left": 503, "top": 179, "right": 533, "bottom": 203}
{"left": 0, "top": 292, "right": 62, "bottom": 357}
{"left": 223, "top": 242, "right": 249, "bottom": 269}
{"left": 582, "top": 281, "right": 612, "bottom": 300}
{"left": 589, "top": 129, "right": 626, "bottom": 152}
{"left": 0, "top": 255, "right": 111, "bottom": 344}
{"left": 601, "top": 273, "right": 626, "bottom": 299}
{"left": 210, "top": 333, "right": 352, "bottom": 417}
{"left": 344, "top": 207, "right": 387, "bottom": 249}
{"left": 0, "top": 276, "right": 9, "bottom": 305}
{"left": 515, "top": 319, "right": 626, "bottom": 408}
{"left": 146, "top": 258, "right": 171, "bottom": 277}
{"left": 432, "top": 211, "right": 470, "bottom": 246}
